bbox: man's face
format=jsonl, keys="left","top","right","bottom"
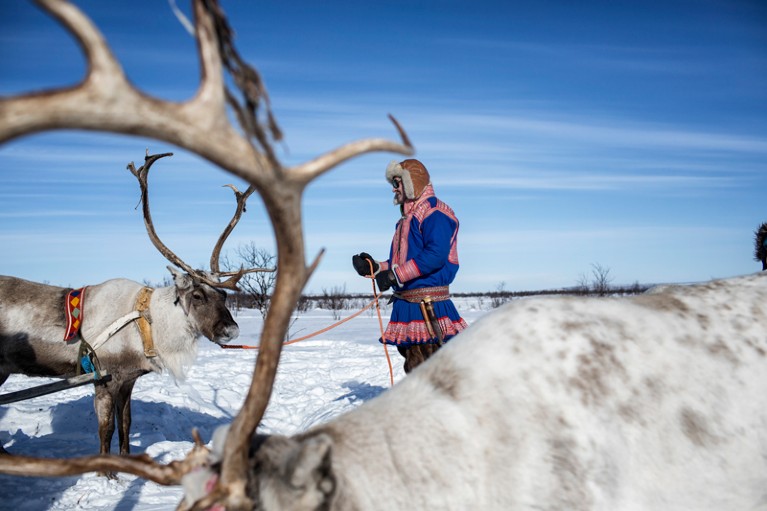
{"left": 392, "top": 176, "right": 404, "bottom": 204}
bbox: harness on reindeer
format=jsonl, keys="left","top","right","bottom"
{"left": 64, "top": 287, "right": 107, "bottom": 380}
{"left": 0, "top": 286, "right": 155, "bottom": 405}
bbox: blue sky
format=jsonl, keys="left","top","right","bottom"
{"left": 1, "top": 0, "right": 765, "bottom": 294}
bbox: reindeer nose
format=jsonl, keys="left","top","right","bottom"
{"left": 217, "top": 323, "right": 240, "bottom": 343}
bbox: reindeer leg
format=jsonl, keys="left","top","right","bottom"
{"left": 94, "top": 383, "right": 118, "bottom": 478}
{"left": 0, "top": 373, "right": 8, "bottom": 453}
{"left": 0, "top": 373, "right": 7, "bottom": 453}
{"left": 115, "top": 377, "right": 138, "bottom": 456}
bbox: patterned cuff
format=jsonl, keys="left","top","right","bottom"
{"left": 394, "top": 259, "right": 420, "bottom": 283}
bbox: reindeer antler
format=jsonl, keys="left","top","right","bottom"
{"left": 126, "top": 151, "right": 200, "bottom": 278}
{"left": 0, "top": 1, "right": 414, "bottom": 509}
{"left": 210, "top": 184, "right": 254, "bottom": 275}
{"left": 210, "top": 183, "right": 276, "bottom": 279}
{"left": 0, "top": 429, "right": 210, "bottom": 484}
{"left": 126, "top": 151, "right": 273, "bottom": 291}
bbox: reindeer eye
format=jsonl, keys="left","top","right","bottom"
{"left": 192, "top": 291, "right": 205, "bottom": 302}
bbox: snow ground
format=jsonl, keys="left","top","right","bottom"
{"left": 0, "top": 298, "right": 491, "bottom": 510}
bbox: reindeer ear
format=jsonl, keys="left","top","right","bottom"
{"left": 251, "top": 433, "right": 336, "bottom": 509}
{"left": 167, "top": 265, "right": 193, "bottom": 290}
{"left": 286, "top": 434, "right": 334, "bottom": 490}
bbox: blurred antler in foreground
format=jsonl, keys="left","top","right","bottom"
{"left": 0, "top": 0, "right": 413, "bottom": 509}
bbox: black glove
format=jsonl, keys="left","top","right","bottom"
{"left": 375, "top": 269, "right": 398, "bottom": 292}
{"left": 352, "top": 252, "right": 379, "bottom": 277}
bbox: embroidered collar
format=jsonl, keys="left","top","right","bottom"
{"left": 64, "top": 287, "right": 87, "bottom": 342}
{"left": 401, "top": 184, "right": 435, "bottom": 218}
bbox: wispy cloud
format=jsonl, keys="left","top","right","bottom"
{"left": 436, "top": 37, "right": 708, "bottom": 75}
{"left": 415, "top": 112, "right": 767, "bottom": 154}
{"left": 269, "top": 94, "right": 767, "bottom": 156}
{"left": 0, "top": 210, "right": 123, "bottom": 219}
{"left": 438, "top": 173, "right": 736, "bottom": 191}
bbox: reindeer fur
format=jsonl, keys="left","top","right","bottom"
{"left": 195, "top": 271, "right": 767, "bottom": 510}
{"left": 0, "top": 267, "right": 238, "bottom": 461}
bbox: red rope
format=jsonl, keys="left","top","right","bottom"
{"left": 370, "top": 266, "right": 395, "bottom": 387}
{"left": 221, "top": 260, "right": 396, "bottom": 386}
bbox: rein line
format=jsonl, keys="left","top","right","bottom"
{"left": 222, "top": 260, "right": 396, "bottom": 386}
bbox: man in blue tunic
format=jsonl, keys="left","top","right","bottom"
{"left": 353, "top": 159, "right": 468, "bottom": 373}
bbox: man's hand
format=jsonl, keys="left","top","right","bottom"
{"left": 352, "top": 252, "right": 379, "bottom": 277}
{"left": 375, "top": 270, "right": 398, "bottom": 291}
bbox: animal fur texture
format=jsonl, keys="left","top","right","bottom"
{"left": 189, "top": 271, "right": 767, "bottom": 510}
{"left": 0, "top": 267, "right": 238, "bottom": 459}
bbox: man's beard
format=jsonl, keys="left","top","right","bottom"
{"left": 393, "top": 189, "right": 404, "bottom": 204}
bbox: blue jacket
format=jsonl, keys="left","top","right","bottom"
{"left": 382, "top": 185, "right": 460, "bottom": 291}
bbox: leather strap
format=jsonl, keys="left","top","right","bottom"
{"left": 134, "top": 287, "right": 156, "bottom": 358}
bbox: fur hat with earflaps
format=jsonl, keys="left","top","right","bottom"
{"left": 386, "top": 159, "right": 431, "bottom": 202}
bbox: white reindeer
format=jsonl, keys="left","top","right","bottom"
{"left": 182, "top": 271, "right": 767, "bottom": 510}
{"left": 0, "top": 153, "right": 263, "bottom": 462}
{"left": 0, "top": 268, "right": 236, "bottom": 455}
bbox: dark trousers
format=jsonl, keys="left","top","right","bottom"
{"left": 396, "top": 343, "right": 441, "bottom": 373}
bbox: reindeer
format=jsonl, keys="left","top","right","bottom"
{"left": 6, "top": 2, "right": 763, "bottom": 511}
{"left": 0, "top": 152, "right": 261, "bottom": 463}
{"left": 756, "top": 222, "right": 767, "bottom": 271}
{"left": 170, "top": 271, "right": 767, "bottom": 510}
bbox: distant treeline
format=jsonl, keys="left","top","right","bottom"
{"left": 225, "top": 282, "right": 653, "bottom": 314}
{"left": 455, "top": 282, "right": 652, "bottom": 299}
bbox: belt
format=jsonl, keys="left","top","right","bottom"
{"left": 394, "top": 286, "right": 450, "bottom": 303}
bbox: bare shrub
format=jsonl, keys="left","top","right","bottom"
{"left": 590, "top": 263, "right": 614, "bottom": 296}
{"left": 319, "top": 285, "right": 349, "bottom": 320}
{"left": 490, "top": 281, "right": 511, "bottom": 308}
{"left": 224, "top": 243, "right": 276, "bottom": 319}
